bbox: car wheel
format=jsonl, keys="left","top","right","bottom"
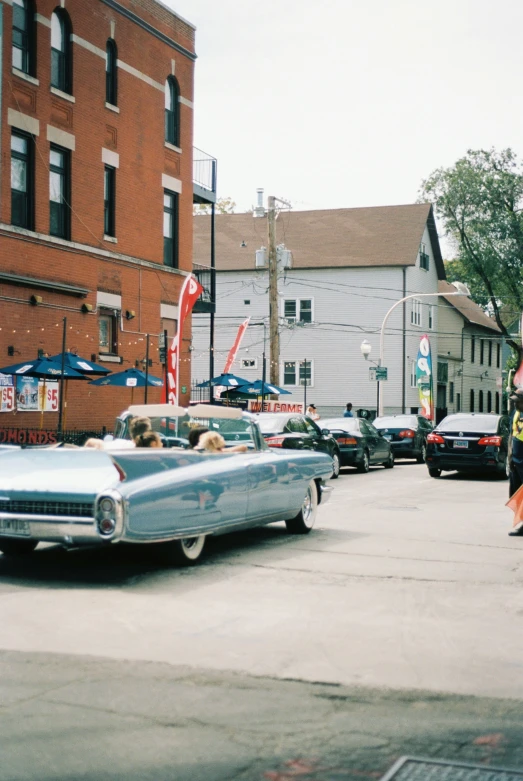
{"left": 497, "top": 456, "right": 510, "bottom": 480}
{"left": 157, "top": 535, "right": 206, "bottom": 566}
{"left": 357, "top": 450, "right": 370, "bottom": 473}
{"left": 384, "top": 451, "right": 394, "bottom": 469}
{"left": 428, "top": 467, "right": 441, "bottom": 478}
{"left": 0, "top": 539, "right": 38, "bottom": 557}
{"left": 331, "top": 452, "right": 340, "bottom": 479}
{"left": 286, "top": 480, "right": 318, "bottom": 534}
{"left": 417, "top": 443, "right": 427, "bottom": 464}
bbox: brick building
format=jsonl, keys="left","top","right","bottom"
{"left": 0, "top": 0, "right": 216, "bottom": 435}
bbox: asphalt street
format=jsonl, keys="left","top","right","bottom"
{"left": 1, "top": 461, "right": 523, "bottom": 780}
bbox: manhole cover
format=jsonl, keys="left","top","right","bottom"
{"left": 380, "top": 756, "right": 523, "bottom": 781}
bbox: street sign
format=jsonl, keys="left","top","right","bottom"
{"left": 369, "top": 367, "right": 388, "bottom": 381}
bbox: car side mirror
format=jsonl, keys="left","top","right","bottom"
{"left": 321, "top": 429, "right": 330, "bottom": 436}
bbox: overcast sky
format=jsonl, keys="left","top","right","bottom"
{"left": 166, "top": 0, "right": 522, "bottom": 215}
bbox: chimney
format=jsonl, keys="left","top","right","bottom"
{"left": 254, "top": 188, "right": 265, "bottom": 218}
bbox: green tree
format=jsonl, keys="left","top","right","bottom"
{"left": 421, "top": 148, "right": 523, "bottom": 351}
{"left": 193, "top": 196, "right": 236, "bottom": 216}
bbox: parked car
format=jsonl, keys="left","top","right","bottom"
{"left": 255, "top": 413, "right": 342, "bottom": 478}
{"left": 373, "top": 414, "right": 433, "bottom": 462}
{"left": 321, "top": 417, "right": 394, "bottom": 472}
{"left": 425, "top": 413, "right": 510, "bottom": 478}
{"left": 0, "top": 405, "right": 333, "bottom": 565}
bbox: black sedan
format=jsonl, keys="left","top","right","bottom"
{"left": 321, "top": 418, "right": 394, "bottom": 472}
{"left": 425, "top": 413, "right": 510, "bottom": 478}
{"left": 256, "top": 413, "right": 342, "bottom": 478}
{"left": 373, "top": 414, "right": 433, "bottom": 462}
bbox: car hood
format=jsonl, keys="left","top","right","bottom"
{"left": 0, "top": 449, "right": 121, "bottom": 500}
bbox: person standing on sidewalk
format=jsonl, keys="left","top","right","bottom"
{"left": 343, "top": 403, "right": 354, "bottom": 418}
{"left": 506, "top": 389, "right": 523, "bottom": 536}
{"left": 306, "top": 404, "right": 320, "bottom": 421}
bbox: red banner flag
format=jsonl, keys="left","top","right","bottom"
{"left": 514, "top": 312, "right": 523, "bottom": 388}
{"left": 223, "top": 317, "right": 251, "bottom": 374}
{"left": 162, "top": 274, "right": 203, "bottom": 405}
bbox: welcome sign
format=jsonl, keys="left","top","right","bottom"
{"left": 416, "top": 335, "right": 434, "bottom": 420}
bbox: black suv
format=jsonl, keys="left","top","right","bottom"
{"left": 256, "top": 413, "right": 341, "bottom": 479}
{"left": 373, "top": 414, "right": 433, "bottom": 462}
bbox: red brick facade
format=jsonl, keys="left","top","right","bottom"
{"left": 0, "top": 0, "right": 197, "bottom": 431}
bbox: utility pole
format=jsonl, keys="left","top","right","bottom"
{"left": 267, "top": 195, "right": 279, "bottom": 386}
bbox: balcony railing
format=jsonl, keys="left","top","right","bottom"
{"left": 193, "top": 263, "right": 215, "bottom": 314}
{"left": 193, "top": 147, "right": 217, "bottom": 204}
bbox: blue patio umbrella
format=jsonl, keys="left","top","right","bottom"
{"left": 196, "top": 372, "right": 250, "bottom": 388}
{"left": 0, "top": 357, "right": 88, "bottom": 380}
{"left": 48, "top": 352, "right": 111, "bottom": 376}
{"left": 229, "top": 380, "right": 291, "bottom": 396}
{"left": 89, "top": 368, "right": 163, "bottom": 404}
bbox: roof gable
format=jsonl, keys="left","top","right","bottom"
{"left": 438, "top": 281, "right": 501, "bottom": 333}
{"left": 194, "top": 203, "right": 446, "bottom": 278}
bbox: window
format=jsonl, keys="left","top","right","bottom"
{"left": 161, "top": 317, "right": 177, "bottom": 339}
{"left": 49, "top": 145, "right": 70, "bottom": 239}
{"left": 241, "top": 358, "right": 257, "bottom": 369}
{"left": 428, "top": 305, "right": 434, "bottom": 330}
{"left": 164, "top": 76, "right": 180, "bottom": 146}
{"left": 283, "top": 299, "right": 313, "bottom": 324}
{"left": 51, "top": 9, "right": 72, "bottom": 94}
{"left": 104, "top": 166, "right": 116, "bottom": 237}
{"left": 163, "top": 190, "right": 178, "bottom": 267}
{"left": 411, "top": 299, "right": 422, "bottom": 326}
{"left": 410, "top": 360, "right": 416, "bottom": 388}
{"left": 479, "top": 389, "right": 484, "bottom": 412}
{"left": 488, "top": 340, "right": 492, "bottom": 367}
{"left": 449, "top": 382, "right": 454, "bottom": 403}
{"left": 437, "top": 362, "right": 448, "bottom": 383}
{"left": 480, "top": 339, "right": 485, "bottom": 365}
{"left": 105, "top": 39, "right": 117, "bottom": 105}
{"left": 457, "top": 392, "right": 461, "bottom": 412}
{"left": 470, "top": 389, "right": 475, "bottom": 412}
{"left": 496, "top": 342, "right": 500, "bottom": 369}
{"left": 487, "top": 390, "right": 492, "bottom": 413}
{"left": 495, "top": 392, "right": 500, "bottom": 414}
{"left": 244, "top": 300, "right": 251, "bottom": 305}
{"left": 419, "top": 242, "right": 429, "bottom": 271}
{"left": 12, "top": 0, "right": 35, "bottom": 75}
{"left": 471, "top": 337, "right": 475, "bottom": 363}
{"left": 282, "top": 360, "right": 313, "bottom": 387}
{"left": 98, "top": 310, "right": 118, "bottom": 354}
{"left": 11, "top": 132, "right": 33, "bottom": 229}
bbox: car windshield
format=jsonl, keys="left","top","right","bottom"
{"left": 437, "top": 415, "right": 500, "bottom": 433}
{"left": 117, "top": 411, "right": 263, "bottom": 448}
{"left": 322, "top": 418, "right": 358, "bottom": 432}
{"left": 256, "top": 415, "right": 289, "bottom": 434}
{"left": 374, "top": 415, "right": 417, "bottom": 429}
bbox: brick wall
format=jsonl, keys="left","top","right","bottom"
{"left": 0, "top": 0, "right": 196, "bottom": 430}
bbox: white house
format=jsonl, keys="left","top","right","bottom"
{"left": 192, "top": 204, "right": 466, "bottom": 418}
{"left": 437, "top": 281, "right": 503, "bottom": 416}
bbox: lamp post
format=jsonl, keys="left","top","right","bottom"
{"left": 377, "top": 282, "right": 470, "bottom": 417}
{"left": 360, "top": 339, "right": 380, "bottom": 414}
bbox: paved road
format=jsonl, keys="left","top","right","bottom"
{"left": 1, "top": 462, "right": 522, "bottom": 779}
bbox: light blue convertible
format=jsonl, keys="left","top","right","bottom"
{"left": 0, "top": 405, "right": 333, "bottom": 565}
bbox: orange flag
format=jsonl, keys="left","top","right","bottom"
{"left": 506, "top": 483, "right": 523, "bottom": 527}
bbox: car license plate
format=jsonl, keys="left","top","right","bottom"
{"left": 453, "top": 440, "right": 469, "bottom": 449}
{"left": 0, "top": 518, "right": 30, "bottom": 536}
{"left": 383, "top": 434, "right": 392, "bottom": 440}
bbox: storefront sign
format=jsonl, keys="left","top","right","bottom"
{"left": 248, "top": 400, "right": 305, "bottom": 413}
{"left": 0, "top": 429, "right": 58, "bottom": 445}
{"left": 16, "top": 377, "right": 59, "bottom": 412}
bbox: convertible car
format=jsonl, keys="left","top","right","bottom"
{"left": 0, "top": 404, "right": 333, "bottom": 565}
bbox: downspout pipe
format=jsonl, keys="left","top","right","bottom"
{"left": 402, "top": 268, "right": 406, "bottom": 413}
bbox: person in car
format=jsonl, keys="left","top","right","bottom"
{"left": 188, "top": 426, "right": 209, "bottom": 449}
{"left": 134, "top": 431, "right": 163, "bottom": 448}
{"left": 196, "top": 430, "right": 248, "bottom": 454}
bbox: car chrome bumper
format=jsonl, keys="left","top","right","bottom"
{"left": 0, "top": 513, "right": 104, "bottom": 545}
{"left": 319, "top": 483, "right": 333, "bottom": 504}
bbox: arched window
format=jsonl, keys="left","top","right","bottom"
{"left": 487, "top": 390, "right": 492, "bottom": 413}
{"left": 12, "top": 0, "right": 35, "bottom": 76}
{"left": 106, "top": 39, "right": 117, "bottom": 106}
{"left": 51, "top": 9, "right": 72, "bottom": 94}
{"left": 479, "top": 389, "right": 484, "bottom": 412}
{"left": 470, "top": 389, "right": 475, "bottom": 412}
{"left": 165, "top": 76, "right": 180, "bottom": 146}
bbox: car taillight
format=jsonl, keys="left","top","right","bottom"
{"left": 337, "top": 437, "right": 357, "bottom": 445}
{"left": 265, "top": 436, "right": 285, "bottom": 448}
{"left": 478, "top": 435, "right": 502, "bottom": 446}
{"left": 427, "top": 432, "right": 445, "bottom": 444}
{"left": 399, "top": 429, "right": 415, "bottom": 439}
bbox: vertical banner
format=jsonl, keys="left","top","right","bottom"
{"left": 0, "top": 374, "right": 15, "bottom": 412}
{"left": 513, "top": 311, "right": 523, "bottom": 388}
{"left": 416, "top": 334, "right": 434, "bottom": 420}
{"left": 162, "top": 274, "right": 203, "bottom": 406}
{"left": 223, "top": 318, "right": 251, "bottom": 374}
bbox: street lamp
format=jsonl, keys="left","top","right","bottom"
{"left": 360, "top": 340, "right": 372, "bottom": 360}
{"left": 378, "top": 283, "right": 470, "bottom": 417}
